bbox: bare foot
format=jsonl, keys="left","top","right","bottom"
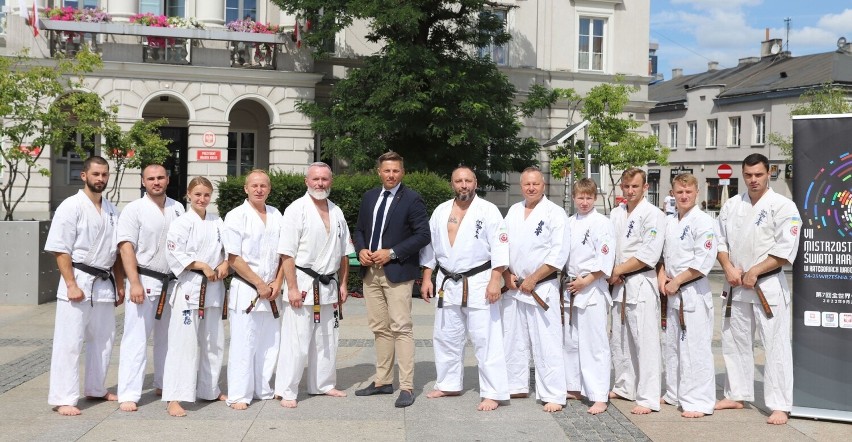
{"left": 154, "top": 388, "right": 163, "bottom": 396}
{"left": 609, "top": 391, "right": 627, "bottom": 400}
{"left": 714, "top": 398, "right": 744, "bottom": 410}
{"left": 215, "top": 393, "right": 227, "bottom": 401}
{"left": 119, "top": 401, "right": 138, "bottom": 412}
{"left": 767, "top": 410, "right": 789, "bottom": 425}
{"left": 510, "top": 393, "right": 529, "bottom": 399}
{"left": 86, "top": 392, "right": 118, "bottom": 401}
{"left": 587, "top": 402, "right": 608, "bottom": 415}
{"left": 280, "top": 399, "right": 298, "bottom": 408}
{"left": 230, "top": 402, "right": 248, "bottom": 410}
{"left": 167, "top": 401, "right": 186, "bottom": 417}
{"left": 543, "top": 402, "right": 563, "bottom": 412}
{"left": 53, "top": 405, "right": 81, "bottom": 416}
{"left": 631, "top": 405, "right": 653, "bottom": 415}
{"left": 566, "top": 391, "right": 583, "bottom": 400}
{"left": 478, "top": 398, "right": 499, "bottom": 411}
{"left": 682, "top": 410, "right": 706, "bottom": 418}
{"left": 325, "top": 389, "right": 347, "bottom": 397}
{"left": 426, "top": 389, "right": 461, "bottom": 399}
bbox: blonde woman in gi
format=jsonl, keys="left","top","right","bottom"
{"left": 162, "top": 176, "right": 229, "bottom": 417}
{"left": 658, "top": 173, "right": 717, "bottom": 418}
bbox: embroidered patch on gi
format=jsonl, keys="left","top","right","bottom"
{"left": 474, "top": 220, "right": 483, "bottom": 239}
{"left": 649, "top": 228, "right": 657, "bottom": 238}
{"left": 175, "top": 209, "right": 180, "bottom": 217}
{"left": 790, "top": 226, "right": 799, "bottom": 236}
{"left": 182, "top": 310, "right": 192, "bottom": 325}
{"left": 704, "top": 239, "right": 713, "bottom": 250}
{"left": 601, "top": 244, "right": 609, "bottom": 255}
{"left": 791, "top": 216, "right": 802, "bottom": 226}
{"left": 535, "top": 220, "right": 544, "bottom": 236}
{"left": 146, "top": 288, "right": 151, "bottom": 294}
{"left": 499, "top": 233, "right": 509, "bottom": 243}
{"left": 167, "top": 240, "right": 176, "bottom": 251}
{"left": 185, "top": 294, "right": 190, "bottom": 301}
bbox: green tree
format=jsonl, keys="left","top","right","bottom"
{"left": 768, "top": 84, "right": 852, "bottom": 160}
{"left": 272, "top": 0, "right": 558, "bottom": 190}
{"left": 103, "top": 117, "right": 172, "bottom": 202}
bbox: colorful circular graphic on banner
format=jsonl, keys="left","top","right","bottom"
{"left": 803, "top": 152, "right": 852, "bottom": 236}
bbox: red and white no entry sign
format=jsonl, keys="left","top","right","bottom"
{"left": 717, "top": 163, "right": 733, "bottom": 179}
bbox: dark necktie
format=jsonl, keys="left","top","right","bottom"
{"left": 370, "top": 190, "right": 391, "bottom": 251}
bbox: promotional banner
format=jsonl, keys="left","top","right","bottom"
{"left": 791, "top": 114, "right": 852, "bottom": 422}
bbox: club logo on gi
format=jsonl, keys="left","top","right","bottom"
{"left": 182, "top": 309, "right": 192, "bottom": 325}
{"left": 601, "top": 244, "right": 609, "bottom": 255}
{"left": 755, "top": 209, "right": 768, "bottom": 226}
{"left": 626, "top": 220, "right": 635, "bottom": 238}
{"left": 791, "top": 226, "right": 799, "bottom": 236}
{"left": 679, "top": 226, "right": 691, "bottom": 241}
{"left": 499, "top": 233, "right": 509, "bottom": 243}
{"left": 474, "top": 220, "right": 483, "bottom": 239}
{"left": 535, "top": 220, "right": 544, "bottom": 236}
{"left": 649, "top": 228, "right": 658, "bottom": 238}
{"left": 146, "top": 288, "right": 151, "bottom": 294}
{"left": 167, "top": 240, "right": 176, "bottom": 251}
{"left": 704, "top": 239, "right": 713, "bottom": 250}
{"left": 108, "top": 212, "right": 115, "bottom": 226}
{"left": 581, "top": 229, "right": 591, "bottom": 245}
{"left": 174, "top": 209, "right": 180, "bottom": 217}
{"left": 216, "top": 227, "right": 222, "bottom": 243}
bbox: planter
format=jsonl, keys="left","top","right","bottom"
{"left": 0, "top": 221, "right": 60, "bottom": 305}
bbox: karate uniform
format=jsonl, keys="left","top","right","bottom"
{"left": 502, "top": 196, "right": 569, "bottom": 404}
{"left": 117, "top": 195, "right": 184, "bottom": 404}
{"left": 274, "top": 194, "right": 354, "bottom": 401}
{"left": 45, "top": 190, "right": 119, "bottom": 407}
{"left": 609, "top": 200, "right": 665, "bottom": 411}
{"left": 162, "top": 210, "right": 226, "bottom": 403}
{"left": 223, "top": 200, "right": 284, "bottom": 406}
{"left": 661, "top": 207, "right": 716, "bottom": 415}
{"left": 420, "top": 196, "right": 510, "bottom": 401}
{"left": 717, "top": 189, "right": 800, "bottom": 412}
{"left": 563, "top": 209, "right": 615, "bottom": 403}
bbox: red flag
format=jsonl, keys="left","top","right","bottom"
{"left": 30, "top": 0, "right": 40, "bottom": 37}
{"left": 294, "top": 20, "right": 302, "bottom": 48}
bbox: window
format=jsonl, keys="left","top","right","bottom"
{"left": 706, "top": 178, "right": 739, "bottom": 211}
{"left": 226, "top": 0, "right": 258, "bottom": 23}
{"left": 578, "top": 17, "right": 605, "bottom": 71}
{"left": 139, "top": 0, "right": 184, "bottom": 17}
{"left": 0, "top": 0, "right": 6, "bottom": 35}
{"left": 707, "top": 119, "right": 718, "bottom": 148}
{"left": 227, "top": 131, "right": 255, "bottom": 176}
{"left": 729, "top": 117, "right": 741, "bottom": 146}
{"left": 650, "top": 124, "right": 660, "bottom": 148}
{"left": 63, "top": 0, "right": 99, "bottom": 8}
{"left": 687, "top": 121, "right": 697, "bottom": 149}
{"left": 62, "top": 132, "right": 97, "bottom": 185}
{"left": 753, "top": 114, "right": 766, "bottom": 145}
{"left": 477, "top": 9, "right": 508, "bottom": 66}
{"left": 669, "top": 123, "right": 678, "bottom": 149}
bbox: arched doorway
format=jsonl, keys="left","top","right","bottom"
{"left": 142, "top": 95, "right": 191, "bottom": 202}
{"left": 227, "top": 99, "right": 272, "bottom": 176}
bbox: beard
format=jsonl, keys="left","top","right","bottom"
{"left": 308, "top": 187, "right": 330, "bottom": 200}
{"left": 455, "top": 191, "right": 473, "bottom": 202}
{"left": 86, "top": 180, "right": 107, "bottom": 194}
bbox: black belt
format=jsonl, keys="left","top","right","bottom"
{"left": 436, "top": 260, "right": 491, "bottom": 308}
{"left": 560, "top": 275, "right": 578, "bottom": 326}
{"left": 724, "top": 266, "right": 782, "bottom": 319}
{"left": 296, "top": 265, "right": 339, "bottom": 323}
{"left": 614, "top": 265, "right": 654, "bottom": 324}
{"left": 189, "top": 269, "right": 209, "bottom": 320}
{"left": 675, "top": 274, "right": 706, "bottom": 339}
{"left": 233, "top": 273, "right": 280, "bottom": 319}
{"left": 72, "top": 262, "right": 117, "bottom": 306}
{"left": 137, "top": 266, "right": 176, "bottom": 320}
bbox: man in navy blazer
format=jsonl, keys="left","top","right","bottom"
{"left": 353, "top": 151, "right": 430, "bottom": 408}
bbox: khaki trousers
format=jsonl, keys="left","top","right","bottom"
{"left": 363, "top": 266, "right": 415, "bottom": 391}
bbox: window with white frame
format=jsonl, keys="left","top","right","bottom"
{"left": 729, "top": 116, "right": 741, "bottom": 146}
{"left": 0, "top": 0, "right": 6, "bottom": 35}
{"left": 753, "top": 114, "right": 766, "bottom": 145}
{"left": 477, "top": 9, "right": 508, "bottom": 66}
{"left": 687, "top": 121, "right": 697, "bottom": 149}
{"left": 651, "top": 124, "right": 660, "bottom": 147}
{"left": 578, "top": 17, "right": 605, "bottom": 71}
{"left": 707, "top": 119, "right": 718, "bottom": 148}
{"left": 63, "top": 0, "right": 99, "bottom": 8}
{"left": 139, "top": 0, "right": 184, "bottom": 17}
{"left": 226, "top": 0, "right": 258, "bottom": 23}
{"left": 227, "top": 131, "right": 256, "bottom": 176}
{"left": 669, "top": 123, "right": 678, "bottom": 149}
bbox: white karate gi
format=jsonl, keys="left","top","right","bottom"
{"left": 661, "top": 207, "right": 717, "bottom": 414}
{"left": 274, "top": 195, "right": 354, "bottom": 400}
{"left": 502, "top": 196, "right": 569, "bottom": 404}
{"left": 563, "top": 209, "right": 615, "bottom": 403}
{"left": 717, "top": 189, "right": 800, "bottom": 412}
{"left": 609, "top": 200, "right": 665, "bottom": 411}
{"left": 420, "top": 196, "right": 510, "bottom": 401}
{"left": 45, "top": 190, "right": 119, "bottom": 407}
{"left": 116, "top": 195, "right": 184, "bottom": 404}
{"left": 162, "top": 210, "right": 226, "bottom": 403}
{"left": 223, "top": 200, "right": 284, "bottom": 406}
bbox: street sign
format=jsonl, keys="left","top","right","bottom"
{"left": 719, "top": 179, "right": 730, "bottom": 185}
{"left": 717, "top": 163, "right": 733, "bottom": 179}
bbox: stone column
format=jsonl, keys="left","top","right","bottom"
{"left": 107, "top": 0, "right": 137, "bottom": 23}
{"left": 196, "top": 0, "right": 225, "bottom": 28}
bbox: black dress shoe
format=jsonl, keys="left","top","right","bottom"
{"left": 394, "top": 390, "right": 415, "bottom": 408}
{"left": 355, "top": 382, "right": 394, "bottom": 396}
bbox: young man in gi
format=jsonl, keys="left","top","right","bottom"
{"left": 117, "top": 164, "right": 185, "bottom": 412}
{"left": 714, "top": 154, "right": 801, "bottom": 425}
{"left": 563, "top": 178, "right": 615, "bottom": 415}
{"left": 501, "top": 167, "right": 569, "bottom": 412}
{"left": 658, "top": 173, "right": 717, "bottom": 418}
{"left": 275, "top": 162, "right": 354, "bottom": 407}
{"left": 223, "top": 169, "right": 285, "bottom": 410}
{"left": 607, "top": 168, "right": 666, "bottom": 414}
{"left": 420, "top": 166, "right": 510, "bottom": 411}
{"left": 45, "top": 155, "right": 123, "bottom": 416}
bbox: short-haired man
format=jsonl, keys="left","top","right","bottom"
{"left": 353, "top": 152, "right": 430, "bottom": 408}
{"left": 501, "top": 167, "right": 569, "bottom": 412}
{"left": 658, "top": 173, "right": 717, "bottom": 418}
{"left": 420, "top": 166, "right": 510, "bottom": 411}
{"left": 45, "top": 156, "right": 123, "bottom": 416}
{"left": 563, "top": 178, "right": 615, "bottom": 415}
{"left": 275, "top": 163, "right": 353, "bottom": 407}
{"left": 223, "top": 169, "right": 285, "bottom": 410}
{"left": 608, "top": 168, "right": 666, "bottom": 414}
{"left": 117, "top": 164, "right": 185, "bottom": 412}
{"left": 715, "top": 154, "right": 801, "bottom": 425}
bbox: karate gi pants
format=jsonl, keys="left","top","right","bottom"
{"left": 161, "top": 307, "right": 225, "bottom": 402}
{"left": 501, "top": 296, "right": 567, "bottom": 404}
{"left": 275, "top": 303, "right": 339, "bottom": 400}
{"left": 661, "top": 300, "right": 715, "bottom": 415}
{"left": 433, "top": 303, "right": 509, "bottom": 401}
{"left": 721, "top": 299, "right": 793, "bottom": 412}
{"left": 227, "top": 309, "right": 280, "bottom": 405}
{"left": 563, "top": 300, "right": 611, "bottom": 403}
{"left": 610, "top": 289, "right": 662, "bottom": 411}
{"left": 117, "top": 291, "right": 171, "bottom": 403}
{"left": 48, "top": 300, "right": 116, "bottom": 407}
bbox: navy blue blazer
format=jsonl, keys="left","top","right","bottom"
{"left": 353, "top": 184, "right": 431, "bottom": 283}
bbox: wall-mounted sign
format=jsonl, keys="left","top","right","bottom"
{"left": 196, "top": 149, "right": 221, "bottom": 161}
{"left": 202, "top": 131, "right": 216, "bottom": 147}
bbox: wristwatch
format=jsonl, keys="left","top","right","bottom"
{"left": 389, "top": 249, "right": 397, "bottom": 260}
